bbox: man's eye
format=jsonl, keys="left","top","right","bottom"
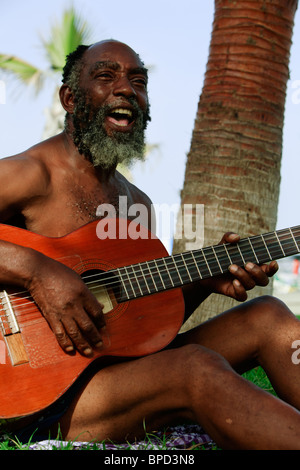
{"left": 96, "top": 72, "right": 114, "bottom": 80}
{"left": 132, "top": 78, "right": 147, "bottom": 87}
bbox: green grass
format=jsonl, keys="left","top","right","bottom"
{"left": 0, "top": 366, "right": 276, "bottom": 451}
{"left": 242, "top": 366, "right": 277, "bottom": 396}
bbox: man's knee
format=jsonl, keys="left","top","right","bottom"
{"left": 172, "top": 344, "right": 231, "bottom": 393}
{"left": 239, "top": 295, "right": 298, "bottom": 350}
{"left": 174, "top": 343, "right": 228, "bottom": 368}
{"left": 246, "top": 295, "right": 294, "bottom": 325}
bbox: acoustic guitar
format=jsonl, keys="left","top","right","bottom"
{"left": 0, "top": 219, "right": 299, "bottom": 419}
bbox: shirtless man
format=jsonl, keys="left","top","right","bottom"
{"left": 1, "top": 39, "right": 300, "bottom": 450}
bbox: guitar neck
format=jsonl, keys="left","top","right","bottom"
{"left": 114, "top": 225, "right": 300, "bottom": 302}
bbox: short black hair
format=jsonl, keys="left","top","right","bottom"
{"left": 62, "top": 44, "right": 91, "bottom": 84}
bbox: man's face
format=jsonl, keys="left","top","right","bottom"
{"left": 69, "top": 41, "right": 151, "bottom": 170}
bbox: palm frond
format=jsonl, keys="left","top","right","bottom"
{"left": 41, "top": 7, "right": 92, "bottom": 72}
{"left": 0, "top": 54, "right": 44, "bottom": 94}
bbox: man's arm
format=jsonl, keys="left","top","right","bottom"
{"left": 0, "top": 240, "right": 105, "bottom": 355}
{"left": 0, "top": 154, "right": 106, "bottom": 356}
{"left": 0, "top": 154, "right": 49, "bottom": 220}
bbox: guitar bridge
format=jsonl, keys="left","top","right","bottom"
{"left": 0, "top": 290, "right": 28, "bottom": 366}
{"left": 0, "top": 290, "right": 20, "bottom": 335}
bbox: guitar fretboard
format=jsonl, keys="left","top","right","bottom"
{"left": 105, "top": 225, "right": 300, "bottom": 302}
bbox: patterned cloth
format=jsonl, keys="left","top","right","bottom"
{"left": 24, "top": 424, "right": 214, "bottom": 450}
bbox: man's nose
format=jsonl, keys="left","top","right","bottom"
{"left": 113, "top": 75, "right": 137, "bottom": 99}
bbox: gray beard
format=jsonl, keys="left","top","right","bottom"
{"left": 70, "top": 95, "right": 149, "bottom": 171}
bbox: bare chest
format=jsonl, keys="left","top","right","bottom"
{"left": 23, "top": 176, "right": 138, "bottom": 237}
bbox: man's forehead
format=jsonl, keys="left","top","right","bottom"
{"left": 83, "top": 40, "right": 145, "bottom": 70}
{"left": 88, "top": 60, "right": 148, "bottom": 79}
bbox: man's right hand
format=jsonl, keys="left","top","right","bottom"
{"left": 27, "top": 252, "right": 106, "bottom": 357}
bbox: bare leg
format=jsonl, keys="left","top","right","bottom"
{"left": 53, "top": 295, "right": 300, "bottom": 449}
{"left": 174, "top": 295, "right": 300, "bottom": 409}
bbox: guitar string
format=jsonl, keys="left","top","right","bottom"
{"left": 9, "top": 228, "right": 300, "bottom": 300}
{"left": 2, "top": 235, "right": 300, "bottom": 324}
{"left": 6, "top": 237, "right": 295, "bottom": 314}
{"left": 4, "top": 230, "right": 300, "bottom": 309}
{"left": 6, "top": 227, "right": 300, "bottom": 301}
{"left": 1, "top": 230, "right": 300, "bottom": 322}
{"left": 1, "top": 229, "right": 299, "bottom": 329}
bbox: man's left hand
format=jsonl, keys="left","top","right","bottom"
{"left": 209, "top": 232, "right": 279, "bottom": 301}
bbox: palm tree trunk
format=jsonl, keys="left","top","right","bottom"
{"left": 173, "top": 0, "right": 299, "bottom": 329}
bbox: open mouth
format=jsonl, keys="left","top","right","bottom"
{"left": 106, "top": 108, "right": 135, "bottom": 128}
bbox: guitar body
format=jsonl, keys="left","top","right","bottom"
{"left": 0, "top": 221, "right": 184, "bottom": 418}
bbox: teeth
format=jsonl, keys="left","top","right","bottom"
{"left": 111, "top": 108, "right": 133, "bottom": 117}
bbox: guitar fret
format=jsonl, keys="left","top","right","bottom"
{"left": 260, "top": 235, "right": 272, "bottom": 260}
{"left": 248, "top": 236, "right": 269, "bottom": 264}
{"left": 193, "top": 251, "right": 211, "bottom": 278}
{"left": 156, "top": 258, "right": 175, "bottom": 289}
{"left": 212, "top": 246, "right": 223, "bottom": 273}
{"left": 238, "top": 238, "right": 262, "bottom": 264}
{"left": 124, "top": 266, "right": 138, "bottom": 298}
{"left": 213, "top": 244, "right": 231, "bottom": 272}
{"left": 289, "top": 228, "right": 300, "bottom": 253}
{"left": 237, "top": 244, "right": 246, "bottom": 265}
{"left": 277, "top": 228, "right": 299, "bottom": 257}
{"left": 173, "top": 254, "right": 193, "bottom": 284}
{"left": 191, "top": 252, "right": 202, "bottom": 279}
{"left": 118, "top": 266, "right": 136, "bottom": 299}
{"left": 247, "top": 238, "right": 259, "bottom": 264}
{"left": 112, "top": 224, "right": 300, "bottom": 304}
{"left": 202, "top": 249, "right": 213, "bottom": 276}
{"left": 148, "top": 260, "right": 165, "bottom": 291}
{"left": 144, "top": 261, "right": 159, "bottom": 292}
{"left": 265, "top": 233, "right": 286, "bottom": 260}
{"left": 154, "top": 260, "right": 166, "bottom": 289}
{"left": 226, "top": 243, "right": 244, "bottom": 266}
{"left": 223, "top": 244, "right": 233, "bottom": 265}
{"left": 162, "top": 258, "right": 174, "bottom": 287}
{"left": 181, "top": 254, "right": 193, "bottom": 282}
{"left": 132, "top": 265, "right": 143, "bottom": 296}
{"left": 141, "top": 263, "right": 152, "bottom": 294}
{"left": 274, "top": 232, "right": 285, "bottom": 256}
{"left": 116, "top": 267, "right": 130, "bottom": 300}
{"left": 168, "top": 255, "right": 184, "bottom": 285}
{"left": 134, "top": 263, "right": 150, "bottom": 295}
{"left": 292, "top": 227, "right": 300, "bottom": 251}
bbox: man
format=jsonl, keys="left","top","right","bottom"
{"left": 1, "top": 39, "right": 300, "bottom": 450}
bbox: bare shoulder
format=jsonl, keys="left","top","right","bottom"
{"left": 0, "top": 149, "right": 48, "bottom": 179}
{"left": 115, "top": 170, "right": 155, "bottom": 233}
{"left": 0, "top": 141, "right": 51, "bottom": 220}
{"left": 116, "top": 170, "right": 153, "bottom": 208}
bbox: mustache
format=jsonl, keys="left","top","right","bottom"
{"left": 100, "top": 98, "right": 150, "bottom": 130}
{"left": 71, "top": 93, "right": 148, "bottom": 169}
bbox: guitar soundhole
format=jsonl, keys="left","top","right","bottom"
{"left": 81, "top": 269, "right": 121, "bottom": 315}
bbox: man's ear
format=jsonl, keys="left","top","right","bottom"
{"left": 59, "top": 84, "right": 75, "bottom": 114}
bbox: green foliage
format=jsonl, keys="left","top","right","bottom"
{"left": 0, "top": 55, "right": 44, "bottom": 93}
{"left": 0, "top": 7, "right": 92, "bottom": 94}
{"left": 242, "top": 366, "right": 277, "bottom": 396}
{"left": 0, "top": 367, "right": 275, "bottom": 451}
{"left": 41, "top": 7, "right": 92, "bottom": 72}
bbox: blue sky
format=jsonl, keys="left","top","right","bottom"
{"left": 0, "top": 0, "right": 300, "bottom": 243}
